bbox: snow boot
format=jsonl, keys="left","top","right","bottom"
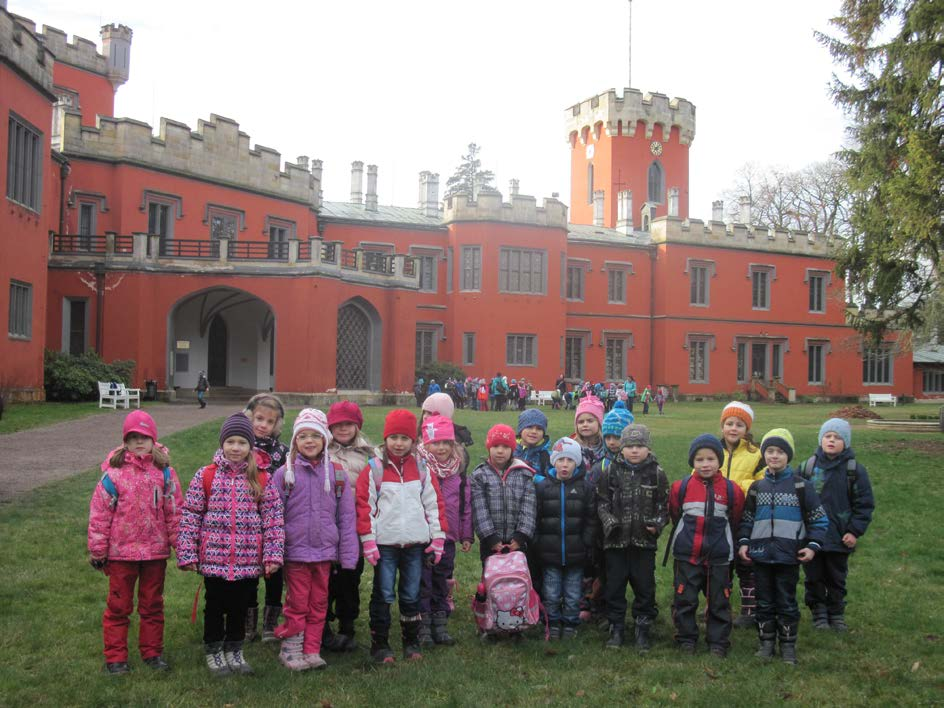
{"left": 755, "top": 620, "right": 777, "bottom": 660}
{"left": 734, "top": 583, "right": 756, "bottom": 628}
{"left": 829, "top": 614, "right": 848, "bottom": 632}
{"left": 245, "top": 606, "right": 259, "bottom": 642}
{"left": 401, "top": 616, "right": 423, "bottom": 660}
{"left": 278, "top": 633, "right": 309, "bottom": 672}
{"left": 370, "top": 629, "right": 395, "bottom": 665}
{"left": 418, "top": 613, "right": 434, "bottom": 649}
{"left": 606, "top": 624, "right": 624, "bottom": 649}
{"left": 634, "top": 617, "right": 653, "bottom": 654}
{"left": 778, "top": 621, "right": 799, "bottom": 665}
{"left": 811, "top": 605, "right": 830, "bottom": 630}
{"left": 204, "top": 642, "right": 231, "bottom": 677}
{"left": 431, "top": 611, "right": 456, "bottom": 646}
{"left": 261, "top": 605, "right": 281, "bottom": 643}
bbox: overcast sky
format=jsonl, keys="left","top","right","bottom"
{"left": 15, "top": 0, "right": 849, "bottom": 219}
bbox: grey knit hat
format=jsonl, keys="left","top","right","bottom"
{"left": 620, "top": 423, "right": 651, "bottom": 449}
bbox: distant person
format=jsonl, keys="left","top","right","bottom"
{"left": 624, "top": 376, "right": 637, "bottom": 413}
{"left": 195, "top": 370, "right": 210, "bottom": 409}
{"left": 654, "top": 386, "right": 667, "bottom": 415}
{"left": 640, "top": 385, "right": 652, "bottom": 415}
{"left": 427, "top": 379, "right": 441, "bottom": 395}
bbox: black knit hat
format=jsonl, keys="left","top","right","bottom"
{"left": 220, "top": 412, "right": 255, "bottom": 447}
{"left": 688, "top": 433, "right": 725, "bottom": 468}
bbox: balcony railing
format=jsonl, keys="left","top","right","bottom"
{"left": 158, "top": 239, "right": 220, "bottom": 259}
{"left": 229, "top": 240, "right": 289, "bottom": 261}
{"left": 52, "top": 234, "right": 107, "bottom": 254}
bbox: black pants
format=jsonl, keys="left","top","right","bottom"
{"left": 672, "top": 561, "right": 731, "bottom": 648}
{"left": 203, "top": 577, "right": 255, "bottom": 645}
{"left": 803, "top": 551, "right": 849, "bottom": 615}
{"left": 328, "top": 556, "right": 365, "bottom": 630}
{"left": 248, "top": 567, "right": 283, "bottom": 609}
{"left": 753, "top": 563, "right": 800, "bottom": 624}
{"left": 604, "top": 547, "right": 657, "bottom": 627}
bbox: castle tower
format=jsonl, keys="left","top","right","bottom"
{"left": 565, "top": 88, "right": 695, "bottom": 228}
{"left": 100, "top": 23, "right": 132, "bottom": 90}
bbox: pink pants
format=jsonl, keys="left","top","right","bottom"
{"left": 102, "top": 559, "right": 166, "bottom": 662}
{"left": 276, "top": 561, "right": 331, "bottom": 654}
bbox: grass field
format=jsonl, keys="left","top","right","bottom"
{"left": 1, "top": 402, "right": 942, "bottom": 706}
{"left": 0, "top": 401, "right": 108, "bottom": 434}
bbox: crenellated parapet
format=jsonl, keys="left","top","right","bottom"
{"left": 1, "top": 10, "right": 55, "bottom": 96}
{"left": 56, "top": 111, "right": 322, "bottom": 209}
{"left": 443, "top": 192, "right": 568, "bottom": 228}
{"left": 565, "top": 88, "right": 696, "bottom": 145}
{"left": 649, "top": 216, "right": 833, "bottom": 257}
{"left": 37, "top": 23, "right": 108, "bottom": 76}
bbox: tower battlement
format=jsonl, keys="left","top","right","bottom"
{"left": 443, "top": 192, "right": 567, "bottom": 228}
{"left": 565, "top": 88, "right": 696, "bottom": 145}
{"left": 649, "top": 216, "right": 833, "bottom": 257}
{"left": 56, "top": 110, "right": 321, "bottom": 209}
{"left": 1, "top": 10, "right": 55, "bottom": 95}
{"left": 36, "top": 23, "right": 109, "bottom": 76}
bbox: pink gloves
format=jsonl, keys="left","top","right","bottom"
{"left": 425, "top": 537, "right": 445, "bottom": 565}
{"left": 363, "top": 540, "right": 380, "bottom": 567}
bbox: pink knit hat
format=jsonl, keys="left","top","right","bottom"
{"left": 123, "top": 410, "right": 158, "bottom": 441}
{"left": 575, "top": 395, "right": 605, "bottom": 426}
{"left": 421, "top": 414, "right": 455, "bottom": 445}
{"left": 422, "top": 392, "right": 455, "bottom": 419}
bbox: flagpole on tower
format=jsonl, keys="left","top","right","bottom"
{"left": 627, "top": 0, "right": 633, "bottom": 88}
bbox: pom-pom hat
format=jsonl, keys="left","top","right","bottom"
{"left": 575, "top": 395, "right": 605, "bottom": 426}
{"left": 602, "top": 401, "right": 634, "bottom": 437}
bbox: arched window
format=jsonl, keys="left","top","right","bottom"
{"left": 587, "top": 164, "right": 594, "bottom": 204}
{"left": 647, "top": 161, "right": 665, "bottom": 204}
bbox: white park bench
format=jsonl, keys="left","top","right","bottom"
{"left": 119, "top": 383, "right": 142, "bottom": 408}
{"left": 868, "top": 393, "right": 897, "bottom": 407}
{"left": 536, "top": 390, "right": 556, "bottom": 406}
{"left": 98, "top": 381, "right": 129, "bottom": 409}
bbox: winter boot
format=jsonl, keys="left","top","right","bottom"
{"left": 334, "top": 621, "right": 358, "bottom": 651}
{"left": 401, "top": 616, "right": 424, "bottom": 660}
{"left": 418, "top": 613, "right": 435, "bottom": 649}
{"left": 734, "top": 583, "right": 756, "bottom": 628}
{"left": 755, "top": 620, "right": 777, "bottom": 660}
{"left": 261, "top": 605, "right": 281, "bottom": 643}
{"left": 561, "top": 625, "right": 578, "bottom": 641}
{"left": 778, "top": 621, "right": 799, "bottom": 665}
{"left": 303, "top": 653, "right": 327, "bottom": 670}
{"left": 204, "top": 642, "right": 231, "bottom": 677}
{"left": 104, "top": 661, "right": 131, "bottom": 675}
{"left": 811, "top": 605, "right": 830, "bottom": 630}
{"left": 634, "top": 617, "right": 653, "bottom": 654}
{"left": 321, "top": 623, "right": 343, "bottom": 652}
{"left": 431, "top": 611, "right": 456, "bottom": 646}
{"left": 605, "top": 624, "right": 625, "bottom": 649}
{"left": 279, "top": 633, "right": 309, "bottom": 671}
{"left": 223, "top": 641, "right": 253, "bottom": 675}
{"left": 829, "top": 614, "right": 848, "bottom": 632}
{"left": 143, "top": 655, "right": 170, "bottom": 671}
{"left": 245, "top": 606, "right": 259, "bottom": 642}
{"left": 370, "top": 629, "right": 395, "bottom": 665}
{"left": 547, "top": 624, "right": 562, "bottom": 641}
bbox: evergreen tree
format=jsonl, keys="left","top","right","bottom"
{"left": 817, "top": 0, "right": 944, "bottom": 339}
{"left": 444, "top": 143, "right": 496, "bottom": 199}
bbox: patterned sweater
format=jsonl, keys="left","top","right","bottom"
{"left": 177, "top": 452, "right": 284, "bottom": 580}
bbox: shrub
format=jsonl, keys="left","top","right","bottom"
{"left": 44, "top": 350, "right": 136, "bottom": 401}
{"left": 415, "top": 361, "right": 466, "bottom": 385}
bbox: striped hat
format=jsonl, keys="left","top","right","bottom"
{"left": 720, "top": 401, "right": 754, "bottom": 430}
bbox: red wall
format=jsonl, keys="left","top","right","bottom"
{"left": 53, "top": 63, "right": 114, "bottom": 127}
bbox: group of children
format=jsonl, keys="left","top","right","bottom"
{"left": 87, "top": 394, "right": 874, "bottom": 676}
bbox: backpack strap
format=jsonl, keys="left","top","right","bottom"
{"left": 724, "top": 479, "right": 735, "bottom": 523}
{"left": 100, "top": 472, "right": 119, "bottom": 508}
{"left": 794, "top": 478, "right": 807, "bottom": 522}
{"left": 368, "top": 457, "right": 384, "bottom": 492}
{"left": 662, "top": 476, "right": 691, "bottom": 567}
{"left": 797, "top": 455, "right": 816, "bottom": 480}
{"left": 202, "top": 464, "right": 218, "bottom": 503}
{"left": 846, "top": 458, "right": 858, "bottom": 502}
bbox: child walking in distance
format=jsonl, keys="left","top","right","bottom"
{"left": 669, "top": 435, "right": 745, "bottom": 657}
{"left": 597, "top": 424, "right": 668, "bottom": 652}
{"left": 322, "top": 401, "right": 374, "bottom": 652}
{"left": 471, "top": 424, "right": 538, "bottom": 562}
{"left": 716, "top": 401, "right": 764, "bottom": 628}
{"left": 195, "top": 371, "right": 209, "bottom": 409}
{"left": 535, "top": 438, "right": 597, "bottom": 640}
{"left": 416, "top": 414, "right": 473, "bottom": 647}
{"left": 177, "top": 413, "right": 284, "bottom": 676}
{"left": 272, "top": 409, "right": 358, "bottom": 671}
{"left": 356, "top": 409, "right": 447, "bottom": 664}
{"left": 798, "top": 418, "right": 875, "bottom": 632}
{"left": 88, "top": 411, "right": 183, "bottom": 675}
{"left": 738, "top": 429, "right": 828, "bottom": 665}
{"left": 242, "top": 394, "right": 289, "bottom": 642}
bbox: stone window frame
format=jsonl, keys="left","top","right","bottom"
{"left": 415, "top": 321, "right": 443, "bottom": 369}
{"left": 804, "top": 338, "right": 831, "bottom": 385}
{"left": 604, "top": 261, "right": 634, "bottom": 304}
{"left": 563, "top": 330, "right": 590, "bottom": 380}
{"left": 409, "top": 246, "right": 444, "bottom": 294}
{"left": 748, "top": 263, "right": 776, "bottom": 311}
{"left": 603, "top": 330, "right": 634, "bottom": 380}
{"left": 499, "top": 247, "right": 547, "bottom": 295}
{"left": 862, "top": 343, "right": 894, "bottom": 386}
{"left": 6, "top": 112, "right": 43, "bottom": 213}
{"left": 460, "top": 245, "right": 482, "bottom": 292}
{"left": 805, "top": 268, "right": 832, "bottom": 314}
{"left": 686, "top": 333, "right": 716, "bottom": 384}
{"left": 685, "top": 258, "right": 715, "bottom": 307}
{"left": 566, "top": 258, "right": 590, "bottom": 302}
{"left": 463, "top": 332, "right": 476, "bottom": 366}
{"left": 204, "top": 203, "right": 246, "bottom": 241}
{"left": 506, "top": 333, "right": 538, "bottom": 367}
{"left": 8, "top": 279, "right": 32, "bottom": 340}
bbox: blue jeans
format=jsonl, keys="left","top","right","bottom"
{"left": 542, "top": 564, "right": 584, "bottom": 626}
{"left": 369, "top": 545, "right": 423, "bottom": 634}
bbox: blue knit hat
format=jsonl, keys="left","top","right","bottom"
{"left": 602, "top": 401, "right": 634, "bottom": 437}
{"left": 688, "top": 433, "right": 725, "bottom": 468}
{"left": 517, "top": 408, "right": 548, "bottom": 434}
{"left": 819, "top": 418, "right": 851, "bottom": 448}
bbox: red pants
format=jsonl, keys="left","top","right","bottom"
{"left": 276, "top": 561, "right": 331, "bottom": 654}
{"left": 102, "top": 559, "right": 166, "bottom": 662}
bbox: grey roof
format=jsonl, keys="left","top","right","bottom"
{"left": 567, "top": 223, "right": 652, "bottom": 247}
{"left": 319, "top": 201, "right": 444, "bottom": 229}
{"left": 913, "top": 343, "right": 944, "bottom": 364}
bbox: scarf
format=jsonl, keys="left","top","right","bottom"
{"left": 213, "top": 448, "right": 249, "bottom": 476}
{"left": 417, "top": 443, "right": 462, "bottom": 478}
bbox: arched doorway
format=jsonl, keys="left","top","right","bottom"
{"left": 207, "top": 315, "right": 228, "bottom": 386}
{"left": 336, "top": 297, "right": 382, "bottom": 391}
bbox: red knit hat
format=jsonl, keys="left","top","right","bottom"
{"left": 327, "top": 400, "right": 364, "bottom": 429}
{"left": 383, "top": 408, "right": 417, "bottom": 440}
{"left": 486, "top": 424, "right": 516, "bottom": 449}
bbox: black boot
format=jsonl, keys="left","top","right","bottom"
{"left": 245, "top": 606, "right": 259, "bottom": 642}
{"left": 606, "top": 624, "right": 625, "bottom": 649}
{"left": 734, "top": 583, "right": 756, "bottom": 628}
{"left": 322, "top": 622, "right": 342, "bottom": 652}
{"left": 778, "top": 621, "right": 799, "bottom": 665}
{"left": 431, "top": 611, "right": 456, "bottom": 646}
{"left": 829, "top": 614, "right": 848, "bottom": 632}
{"left": 334, "top": 621, "right": 358, "bottom": 652}
{"left": 755, "top": 620, "right": 776, "bottom": 660}
{"left": 370, "top": 629, "right": 395, "bottom": 665}
{"left": 418, "top": 613, "right": 434, "bottom": 649}
{"left": 401, "top": 616, "right": 423, "bottom": 660}
{"left": 261, "top": 605, "right": 280, "bottom": 643}
{"left": 811, "top": 605, "right": 830, "bottom": 630}
{"left": 634, "top": 617, "right": 653, "bottom": 654}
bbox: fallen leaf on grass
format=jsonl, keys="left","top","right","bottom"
{"left": 320, "top": 702, "right": 333, "bottom": 708}
{"left": 782, "top": 693, "right": 794, "bottom": 701}
{"left": 669, "top": 692, "right": 678, "bottom": 701}
{"left": 704, "top": 668, "right": 718, "bottom": 680}
{"left": 925, "top": 634, "right": 939, "bottom": 642}
{"left": 911, "top": 661, "right": 921, "bottom": 672}
{"left": 576, "top": 690, "right": 585, "bottom": 697}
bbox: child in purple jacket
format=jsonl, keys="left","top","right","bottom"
{"left": 416, "top": 414, "right": 472, "bottom": 647}
{"left": 272, "top": 409, "right": 358, "bottom": 671}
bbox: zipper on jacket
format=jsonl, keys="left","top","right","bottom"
{"left": 560, "top": 481, "right": 566, "bottom": 566}
{"left": 230, "top": 475, "right": 237, "bottom": 581}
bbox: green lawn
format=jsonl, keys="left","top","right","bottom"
{"left": 0, "top": 401, "right": 109, "bottom": 434}
{"left": 1, "top": 402, "right": 941, "bottom": 706}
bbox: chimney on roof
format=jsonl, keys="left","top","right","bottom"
{"left": 668, "top": 187, "right": 680, "bottom": 217}
{"left": 592, "top": 190, "right": 605, "bottom": 227}
{"left": 617, "top": 190, "right": 633, "bottom": 234}
{"left": 711, "top": 199, "right": 724, "bottom": 222}
{"left": 418, "top": 171, "right": 440, "bottom": 217}
{"left": 509, "top": 179, "right": 519, "bottom": 196}
{"left": 738, "top": 195, "right": 752, "bottom": 224}
{"left": 365, "top": 164, "right": 378, "bottom": 212}
{"left": 350, "top": 161, "right": 363, "bottom": 204}
{"left": 296, "top": 155, "right": 309, "bottom": 170}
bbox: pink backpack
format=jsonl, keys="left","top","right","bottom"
{"left": 472, "top": 550, "right": 543, "bottom": 636}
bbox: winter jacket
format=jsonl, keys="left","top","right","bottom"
{"left": 738, "top": 466, "right": 828, "bottom": 565}
{"left": 470, "top": 458, "right": 537, "bottom": 551}
{"left": 177, "top": 454, "right": 284, "bottom": 580}
{"left": 88, "top": 449, "right": 183, "bottom": 561}
{"left": 587, "top": 449, "right": 619, "bottom": 488}
{"left": 515, "top": 437, "right": 551, "bottom": 478}
{"left": 798, "top": 447, "right": 874, "bottom": 553}
{"left": 571, "top": 434, "right": 606, "bottom": 482}
{"left": 596, "top": 453, "right": 669, "bottom": 550}
{"left": 695, "top": 438, "right": 763, "bottom": 496}
{"left": 669, "top": 473, "right": 745, "bottom": 566}
{"left": 273, "top": 455, "right": 358, "bottom": 569}
{"left": 255, "top": 436, "right": 288, "bottom": 474}
{"left": 534, "top": 467, "right": 596, "bottom": 568}
{"left": 438, "top": 470, "right": 474, "bottom": 544}
{"left": 328, "top": 433, "right": 375, "bottom": 486}
{"left": 355, "top": 453, "right": 447, "bottom": 547}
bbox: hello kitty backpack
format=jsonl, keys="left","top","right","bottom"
{"left": 472, "top": 550, "right": 543, "bottom": 636}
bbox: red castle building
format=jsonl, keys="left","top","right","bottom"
{"left": 2, "top": 6, "right": 936, "bottom": 403}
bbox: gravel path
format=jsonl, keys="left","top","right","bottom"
{"left": 0, "top": 403, "right": 233, "bottom": 503}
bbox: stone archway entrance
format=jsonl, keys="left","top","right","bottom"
{"left": 336, "top": 297, "right": 382, "bottom": 391}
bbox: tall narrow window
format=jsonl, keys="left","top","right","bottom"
{"left": 809, "top": 273, "right": 826, "bottom": 313}
{"left": 605, "top": 338, "right": 626, "bottom": 380}
{"left": 736, "top": 343, "right": 748, "bottom": 383}
{"left": 862, "top": 346, "right": 892, "bottom": 385}
{"left": 6, "top": 114, "right": 43, "bottom": 212}
{"left": 587, "top": 164, "right": 594, "bottom": 204}
{"left": 751, "top": 268, "right": 772, "bottom": 309}
{"left": 461, "top": 246, "right": 481, "bottom": 291}
{"left": 690, "top": 265, "right": 710, "bottom": 306}
{"left": 647, "top": 161, "right": 664, "bottom": 204}
{"left": 415, "top": 329, "right": 437, "bottom": 368}
{"left": 417, "top": 255, "right": 437, "bottom": 293}
{"left": 808, "top": 344, "right": 824, "bottom": 385}
{"left": 463, "top": 333, "right": 476, "bottom": 366}
{"left": 607, "top": 269, "right": 626, "bottom": 304}
{"left": 566, "top": 264, "right": 584, "bottom": 300}
{"left": 8, "top": 280, "right": 32, "bottom": 339}
{"left": 687, "top": 336, "right": 711, "bottom": 383}
{"left": 564, "top": 335, "right": 585, "bottom": 379}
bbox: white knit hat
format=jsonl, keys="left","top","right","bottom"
{"left": 286, "top": 408, "right": 332, "bottom": 492}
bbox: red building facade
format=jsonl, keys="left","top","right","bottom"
{"left": 2, "top": 8, "right": 925, "bottom": 402}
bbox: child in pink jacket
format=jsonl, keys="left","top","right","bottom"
{"left": 88, "top": 410, "right": 183, "bottom": 675}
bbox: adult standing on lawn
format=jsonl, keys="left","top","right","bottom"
{"left": 624, "top": 376, "right": 637, "bottom": 413}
